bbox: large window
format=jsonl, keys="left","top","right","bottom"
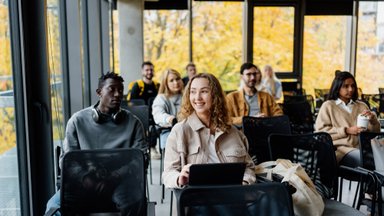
{"left": 47, "top": 0, "right": 64, "bottom": 180}
{"left": 0, "top": 0, "right": 20, "bottom": 215}
{"left": 302, "top": 16, "right": 348, "bottom": 96}
{"left": 143, "top": 2, "right": 242, "bottom": 90}
{"left": 253, "top": 6, "right": 295, "bottom": 73}
{"left": 192, "top": 2, "right": 243, "bottom": 90}
{"left": 355, "top": 1, "right": 384, "bottom": 94}
{"left": 143, "top": 10, "right": 189, "bottom": 80}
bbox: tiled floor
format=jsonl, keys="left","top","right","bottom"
{"left": 148, "top": 158, "right": 370, "bottom": 216}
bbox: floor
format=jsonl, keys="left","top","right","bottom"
{"left": 147, "top": 158, "right": 370, "bottom": 216}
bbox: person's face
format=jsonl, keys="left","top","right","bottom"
{"left": 142, "top": 64, "right": 154, "bottom": 80}
{"left": 187, "top": 66, "right": 197, "bottom": 78}
{"left": 189, "top": 77, "right": 212, "bottom": 116}
{"left": 242, "top": 67, "right": 261, "bottom": 88}
{"left": 167, "top": 73, "right": 182, "bottom": 94}
{"left": 338, "top": 78, "right": 356, "bottom": 103}
{"left": 97, "top": 78, "right": 124, "bottom": 112}
{"left": 265, "top": 67, "right": 273, "bottom": 78}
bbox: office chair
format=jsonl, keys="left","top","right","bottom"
{"left": 268, "top": 132, "right": 367, "bottom": 215}
{"left": 242, "top": 115, "right": 291, "bottom": 164}
{"left": 177, "top": 183, "right": 294, "bottom": 216}
{"left": 45, "top": 148, "right": 154, "bottom": 216}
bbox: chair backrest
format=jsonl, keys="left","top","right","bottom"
{"left": 283, "top": 95, "right": 315, "bottom": 114}
{"left": 60, "top": 148, "right": 146, "bottom": 215}
{"left": 268, "top": 132, "right": 337, "bottom": 199}
{"left": 359, "top": 131, "right": 384, "bottom": 171}
{"left": 282, "top": 101, "right": 314, "bottom": 134}
{"left": 314, "top": 88, "right": 329, "bottom": 109}
{"left": 282, "top": 81, "right": 302, "bottom": 96}
{"left": 125, "top": 105, "right": 150, "bottom": 135}
{"left": 242, "top": 115, "right": 291, "bottom": 164}
{"left": 178, "top": 183, "right": 294, "bottom": 216}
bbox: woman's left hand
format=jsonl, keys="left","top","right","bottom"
{"left": 361, "top": 110, "right": 377, "bottom": 123}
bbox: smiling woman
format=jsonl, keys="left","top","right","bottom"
{"left": 162, "top": 73, "right": 256, "bottom": 189}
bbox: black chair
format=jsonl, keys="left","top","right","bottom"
{"left": 45, "top": 148, "right": 154, "bottom": 215}
{"left": 268, "top": 132, "right": 367, "bottom": 215}
{"left": 242, "top": 115, "right": 291, "bottom": 165}
{"left": 357, "top": 131, "right": 384, "bottom": 215}
{"left": 283, "top": 94, "right": 315, "bottom": 115}
{"left": 177, "top": 183, "right": 294, "bottom": 216}
{"left": 124, "top": 105, "right": 154, "bottom": 187}
{"left": 314, "top": 88, "right": 329, "bottom": 110}
{"left": 282, "top": 100, "right": 315, "bottom": 134}
{"left": 282, "top": 81, "right": 302, "bottom": 96}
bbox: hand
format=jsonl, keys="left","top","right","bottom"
{"left": 178, "top": 164, "right": 192, "bottom": 186}
{"left": 360, "top": 110, "right": 377, "bottom": 123}
{"left": 346, "top": 126, "right": 365, "bottom": 135}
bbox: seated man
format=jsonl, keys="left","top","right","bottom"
{"left": 45, "top": 71, "right": 146, "bottom": 215}
{"left": 227, "top": 62, "right": 283, "bottom": 126}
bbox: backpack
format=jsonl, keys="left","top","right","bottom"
{"left": 126, "top": 79, "right": 159, "bottom": 101}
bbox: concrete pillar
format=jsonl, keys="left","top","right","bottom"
{"left": 118, "top": 0, "right": 144, "bottom": 94}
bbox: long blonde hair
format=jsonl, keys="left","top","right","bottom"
{"left": 158, "top": 69, "right": 183, "bottom": 97}
{"left": 178, "top": 73, "right": 231, "bottom": 132}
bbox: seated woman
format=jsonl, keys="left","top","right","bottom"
{"left": 262, "top": 65, "right": 282, "bottom": 101}
{"left": 162, "top": 73, "right": 256, "bottom": 188}
{"left": 315, "top": 71, "right": 380, "bottom": 167}
{"left": 152, "top": 69, "right": 183, "bottom": 150}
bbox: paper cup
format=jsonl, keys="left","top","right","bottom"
{"left": 357, "top": 114, "right": 369, "bottom": 129}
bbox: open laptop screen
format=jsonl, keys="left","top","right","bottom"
{"left": 188, "top": 163, "right": 246, "bottom": 186}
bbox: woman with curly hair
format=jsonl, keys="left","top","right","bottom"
{"left": 162, "top": 73, "right": 255, "bottom": 188}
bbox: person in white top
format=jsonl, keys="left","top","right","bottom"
{"left": 262, "top": 65, "right": 282, "bottom": 101}
{"left": 152, "top": 69, "right": 184, "bottom": 149}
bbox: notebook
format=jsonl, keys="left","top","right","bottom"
{"left": 188, "top": 162, "right": 246, "bottom": 186}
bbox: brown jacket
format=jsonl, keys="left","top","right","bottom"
{"left": 162, "top": 112, "right": 256, "bottom": 188}
{"left": 226, "top": 90, "right": 283, "bottom": 125}
{"left": 315, "top": 100, "right": 380, "bottom": 162}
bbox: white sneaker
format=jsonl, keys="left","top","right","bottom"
{"left": 150, "top": 147, "right": 161, "bottom": 160}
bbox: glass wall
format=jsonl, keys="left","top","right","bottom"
{"left": 355, "top": 1, "right": 384, "bottom": 95}
{"left": 302, "top": 16, "right": 348, "bottom": 97}
{"left": 143, "top": 10, "right": 189, "bottom": 81}
{"left": 192, "top": 2, "right": 242, "bottom": 91}
{"left": 0, "top": 0, "right": 20, "bottom": 215}
{"left": 47, "top": 0, "right": 64, "bottom": 181}
{"left": 143, "top": 2, "right": 242, "bottom": 90}
{"left": 253, "top": 6, "right": 295, "bottom": 73}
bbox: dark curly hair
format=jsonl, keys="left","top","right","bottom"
{"left": 98, "top": 71, "right": 124, "bottom": 89}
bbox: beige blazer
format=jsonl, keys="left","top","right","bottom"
{"left": 162, "top": 112, "right": 256, "bottom": 188}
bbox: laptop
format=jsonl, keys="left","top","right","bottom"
{"left": 188, "top": 162, "right": 246, "bottom": 186}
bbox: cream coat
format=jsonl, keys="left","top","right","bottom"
{"left": 315, "top": 100, "right": 380, "bottom": 162}
{"left": 162, "top": 112, "right": 256, "bottom": 188}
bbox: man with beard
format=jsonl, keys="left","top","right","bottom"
{"left": 226, "top": 62, "right": 283, "bottom": 126}
{"left": 127, "top": 61, "right": 160, "bottom": 105}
